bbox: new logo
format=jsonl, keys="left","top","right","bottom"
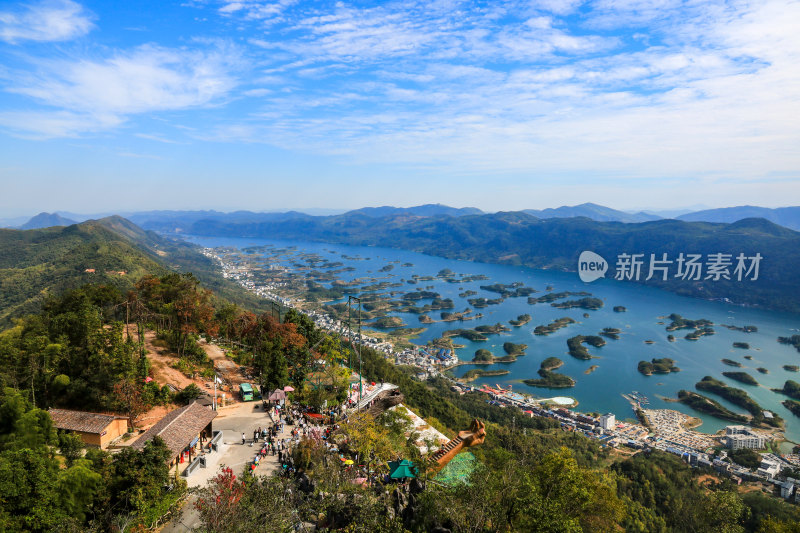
{"left": 578, "top": 251, "right": 607, "bottom": 283}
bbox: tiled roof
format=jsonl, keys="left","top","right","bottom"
{"left": 131, "top": 402, "right": 217, "bottom": 459}
{"left": 48, "top": 409, "right": 122, "bottom": 434}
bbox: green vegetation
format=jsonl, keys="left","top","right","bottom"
{"left": 533, "top": 317, "right": 575, "bottom": 335}
{"left": 613, "top": 306, "right": 626, "bottom": 312}
{"left": 638, "top": 358, "right": 680, "bottom": 375}
{"left": 666, "top": 313, "right": 713, "bottom": 331}
{"left": 372, "top": 316, "right": 406, "bottom": 328}
{"left": 778, "top": 335, "right": 800, "bottom": 352}
{"left": 783, "top": 365, "right": 799, "bottom": 372}
{"left": 728, "top": 448, "right": 763, "bottom": 469}
{"left": 479, "top": 283, "right": 536, "bottom": 298}
{"left": 472, "top": 349, "right": 493, "bottom": 363}
{"left": 783, "top": 399, "right": 800, "bottom": 418}
{"left": 600, "top": 327, "right": 621, "bottom": 340}
{"left": 696, "top": 376, "right": 781, "bottom": 427}
{"left": 508, "top": 313, "right": 531, "bottom": 327}
{"left": 722, "top": 372, "right": 759, "bottom": 386}
{"left": 467, "top": 297, "right": 504, "bottom": 308}
{"left": 442, "top": 328, "right": 488, "bottom": 342}
{"left": 772, "top": 380, "right": 800, "bottom": 400}
{"left": 461, "top": 368, "right": 510, "bottom": 381}
{"left": 756, "top": 367, "right": 768, "bottom": 374}
{"left": 677, "top": 390, "right": 749, "bottom": 423}
{"left": 722, "top": 358, "right": 743, "bottom": 367}
{"left": 733, "top": 342, "right": 750, "bottom": 349}
{"left": 566, "top": 335, "right": 605, "bottom": 360}
{"left": 502, "top": 342, "right": 527, "bottom": 356}
{"left": 541, "top": 357, "right": 564, "bottom": 371}
{"left": 524, "top": 369, "right": 575, "bottom": 389}
{"left": 474, "top": 323, "right": 510, "bottom": 334}
{"left": 551, "top": 297, "right": 604, "bottom": 310}
{"left": 722, "top": 324, "right": 759, "bottom": 333}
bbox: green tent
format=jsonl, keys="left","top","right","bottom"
{"left": 388, "top": 459, "right": 417, "bottom": 479}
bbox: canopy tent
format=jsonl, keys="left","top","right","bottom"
{"left": 283, "top": 385, "right": 295, "bottom": 392}
{"left": 388, "top": 459, "right": 417, "bottom": 479}
{"left": 268, "top": 389, "right": 287, "bottom": 401}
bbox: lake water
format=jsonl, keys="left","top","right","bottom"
{"left": 185, "top": 235, "right": 800, "bottom": 442}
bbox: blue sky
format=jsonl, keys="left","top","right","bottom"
{"left": 0, "top": 0, "right": 798, "bottom": 216}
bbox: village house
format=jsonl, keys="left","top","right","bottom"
{"left": 131, "top": 401, "right": 217, "bottom": 470}
{"left": 48, "top": 408, "right": 129, "bottom": 449}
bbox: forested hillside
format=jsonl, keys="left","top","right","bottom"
{"left": 0, "top": 216, "right": 270, "bottom": 326}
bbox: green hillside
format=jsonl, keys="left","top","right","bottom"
{"left": 0, "top": 216, "right": 269, "bottom": 326}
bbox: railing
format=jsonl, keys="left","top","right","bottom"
{"left": 209, "top": 430, "right": 223, "bottom": 452}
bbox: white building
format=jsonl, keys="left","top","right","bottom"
{"left": 723, "top": 426, "right": 765, "bottom": 450}
{"left": 757, "top": 458, "right": 781, "bottom": 479}
{"left": 598, "top": 413, "right": 616, "bottom": 431}
{"left": 780, "top": 481, "right": 795, "bottom": 500}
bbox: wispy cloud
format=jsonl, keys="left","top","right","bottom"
{"left": 2, "top": 42, "right": 241, "bottom": 136}
{"left": 0, "top": 0, "right": 93, "bottom": 44}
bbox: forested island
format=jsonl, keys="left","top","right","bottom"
{"left": 638, "top": 358, "right": 680, "bottom": 375}
{"left": 772, "top": 380, "right": 800, "bottom": 400}
{"left": 695, "top": 376, "right": 781, "bottom": 428}
{"left": 778, "top": 335, "right": 800, "bottom": 352}
{"left": 509, "top": 314, "right": 532, "bottom": 327}
{"left": 677, "top": 391, "right": 749, "bottom": 423}
{"left": 600, "top": 327, "right": 621, "bottom": 340}
{"left": 533, "top": 317, "right": 575, "bottom": 335}
{"left": 783, "top": 399, "right": 800, "bottom": 418}
{"left": 722, "top": 372, "right": 759, "bottom": 385}
{"left": 503, "top": 342, "right": 527, "bottom": 356}
{"left": 551, "top": 297, "right": 604, "bottom": 310}
{"left": 566, "top": 335, "right": 605, "bottom": 360}
{"left": 461, "top": 368, "right": 510, "bottom": 382}
{"left": 524, "top": 358, "right": 575, "bottom": 388}
{"left": 722, "top": 359, "right": 743, "bottom": 367}
{"left": 784, "top": 365, "right": 800, "bottom": 372}
{"left": 733, "top": 342, "right": 750, "bottom": 349}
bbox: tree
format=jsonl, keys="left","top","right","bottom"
{"left": 113, "top": 379, "right": 146, "bottom": 429}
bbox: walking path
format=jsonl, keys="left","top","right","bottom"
{"left": 160, "top": 401, "right": 298, "bottom": 532}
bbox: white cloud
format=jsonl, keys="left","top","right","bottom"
{"left": 0, "top": 0, "right": 93, "bottom": 44}
{"left": 3, "top": 43, "right": 240, "bottom": 136}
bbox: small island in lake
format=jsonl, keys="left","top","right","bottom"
{"left": 551, "top": 297, "right": 603, "bottom": 310}
{"left": 722, "top": 371, "right": 758, "bottom": 385}
{"left": 613, "top": 306, "right": 626, "bottom": 312}
{"left": 778, "top": 335, "right": 800, "bottom": 353}
{"left": 677, "top": 390, "right": 748, "bottom": 423}
{"left": 503, "top": 342, "right": 527, "bottom": 356}
{"left": 584, "top": 365, "right": 599, "bottom": 374}
{"left": 472, "top": 349, "right": 517, "bottom": 364}
{"left": 509, "top": 314, "right": 532, "bottom": 327}
{"left": 534, "top": 317, "right": 576, "bottom": 335}
{"left": 696, "top": 376, "right": 782, "bottom": 428}
{"left": 372, "top": 316, "right": 406, "bottom": 328}
{"left": 638, "top": 358, "right": 680, "bottom": 375}
{"left": 600, "top": 327, "right": 621, "bottom": 340}
{"left": 443, "top": 329, "right": 488, "bottom": 342}
{"left": 757, "top": 367, "right": 768, "bottom": 374}
{"left": 524, "top": 358, "right": 575, "bottom": 388}
{"left": 474, "top": 323, "right": 511, "bottom": 335}
{"left": 666, "top": 313, "right": 714, "bottom": 331}
{"left": 667, "top": 334, "right": 676, "bottom": 342}
{"left": 541, "top": 357, "right": 564, "bottom": 371}
{"left": 721, "top": 324, "right": 758, "bottom": 333}
{"left": 784, "top": 399, "right": 800, "bottom": 418}
{"left": 784, "top": 365, "right": 799, "bottom": 372}
{"left": 744, "top": 355, "right": 753, "bottom": 360}
{"left": 461, "top": 368, "right": 510, "bottom": 382}
{"left": 733, "top": 342, "right": 750, "bottom": 349}
{"left": 567, "top": 335, "right": 605, "bottom": 360}
{"left": 771, "top": 380, "right": 800, "bottom": 400}
{"left": 721, "top": 358, "right": 742, "bottom": 367}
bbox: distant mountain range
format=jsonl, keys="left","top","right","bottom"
{"left": 677, "top": 206, "right": 800, "bottom": 231}
{"left": 523, "top": 203, "right": 660, "bottom": 223}
{"left": 344, "top": 204, "right": 483, "bottom": 218}
{"left": 19, "top": 212, "right": 76, "bottom": 229}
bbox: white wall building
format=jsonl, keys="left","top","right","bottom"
{"left": 599, "top": 413, "right": 616, "bottom": 431}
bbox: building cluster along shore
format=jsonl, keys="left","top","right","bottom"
{"left": 203, "top": 246, "right": 800, "bottom": 499}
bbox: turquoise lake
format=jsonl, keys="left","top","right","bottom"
{"left": 185, "top": 235, "right": 800, "bottom": 442}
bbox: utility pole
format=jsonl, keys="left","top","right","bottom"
{"left": 347, "top": 296, "right": 362, "bottom": 404}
